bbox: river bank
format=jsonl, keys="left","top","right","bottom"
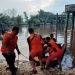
{"left": 0, "top": 27, "right": 74, "bottom": 75}
{"left": 0, "top": 60, "right": 74, "bottom": 75}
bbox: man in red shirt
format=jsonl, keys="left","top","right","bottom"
{"left": 27, "top": 28, "right": 43, "bottom": 74}
{"left": 1, "top": 27, "right": 20, "bottom": 75}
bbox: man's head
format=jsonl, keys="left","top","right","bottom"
{"left": 28, "top": 28, "right": 34, "bottom": 34}
{"left": 45, "top": 37, "right": 50, "bottom": 42}
{"left": 12, "top": 27, "right": 19, "bottom": 35}
{"left": 50, "top": 34, "right": 54, "bottom": 38}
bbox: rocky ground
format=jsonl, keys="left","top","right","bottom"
{"left": 0, "top": 60, "right": 75, "bottom": 75}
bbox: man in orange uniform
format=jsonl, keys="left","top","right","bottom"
{"left": 45, "top": 38, "right": 66, "bottom": 69}
{"left": 27, "top": 28, "right": 43, "bottom": 74}
{"left": 1, "top": 27, "right": 20, "bottom": 75}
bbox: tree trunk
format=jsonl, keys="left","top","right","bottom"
{"left": 72, "top": 31, "right": 75, "bottom": 67}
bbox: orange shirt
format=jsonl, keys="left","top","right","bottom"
{"left": 1, "top": 32, "right": 18, "bottom": 54}
{"left": 50, "top": 39, "right": 62, "bottom": 55}
{"left": 29, "top": 34, "right": 43, "bottom": 53}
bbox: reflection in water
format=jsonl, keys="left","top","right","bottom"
{"left": 0, "top": 27, "right": 73, "bottom": 70}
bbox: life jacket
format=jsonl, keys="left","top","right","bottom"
{"left": 49, "top": 47, "right": 54, "bottom": 54}
{"left": 28, "top": 34, "right": 43, "bottom": 53}
{"left": 50, "top": 39, "right": 63, "bottom": 58}
{"left": 50, "top": 39, "right": 62, "bottom": 52}
{"left": 1, "top": 31, "right": 18, "bottom": 54}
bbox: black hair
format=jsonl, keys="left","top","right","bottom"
{"left": 12, "top": 27, "right": 19, "bottom": 32}
{"left": 45, "top": 37, "right": 50, "bottom": 41}
{"left": 50, "top": 34, "right": 53, "bottom": 38}
{"left": 28, "top": 28, "right": 34, "bottom": 33}
{"left": 42, "top": 38, "right": 45, "bottom": 41}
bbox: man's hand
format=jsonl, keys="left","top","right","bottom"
{"left": 17, "top": 51, "right": 21, "bottom": 55}
{"left": 16, "top": 44, "right": 21, "bottom": 55}
{"left": 6, "top": 49, "right": 11, "bottom": 55}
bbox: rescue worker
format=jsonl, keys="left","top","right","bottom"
{"left": 42, "top": 37, "right": 50, "bottom": 60}
{"left": 50, "top": 33, "right": 56, "bottom": 42}
{"left": 45, "top": 38, "right": 66, "bottom": 69}
{"left": 41, "top": 37, "right": 50, "bottom": 69}
{"left": 1, "top": 27, "right": 20, "bottom": 75}
{"left": 27, "top": 28, "right": 43, "bottom": 74}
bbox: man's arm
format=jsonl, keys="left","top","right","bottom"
{"left": 2, "top": 34, "right": 10, "bottom": 54}
{"left": 27, "top": 37, "right": 31, "bottom": 52}
{"left": 16, "top": 44, "right": 20, "bottom": 55}
{"left": 2, "top": 41, "right": 10, "bottom": 54}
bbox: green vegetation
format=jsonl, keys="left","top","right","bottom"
{"left": 28, "top": 10, "right": 66, "bottom": 30}
{"left": 0, "top": 9, "right": 68, "bottom": 33}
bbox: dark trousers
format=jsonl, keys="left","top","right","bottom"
{"left": 2, "top": 53, "right": 16, "bottom": 75}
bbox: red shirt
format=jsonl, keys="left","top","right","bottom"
{"left": 1, "top": 31, "right": 18, "bottom": 54}
{"left": 29, "top": 34, "right": 43, "bottom": 53}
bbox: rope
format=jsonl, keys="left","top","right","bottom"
{"left": 20, "top": 53, "right": 29, "bottom": 59}
{"left": 16, "top": 53, "right": 29, "bottom": 68}
{"left": 17, "top": 53, "right": 29, "bottom": 68}
{"left": 17, "top": 54, "right": 19, "bottom": 68}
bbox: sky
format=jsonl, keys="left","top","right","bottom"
{"left": 0, "top": 0, "right": 75, "bottom": 16}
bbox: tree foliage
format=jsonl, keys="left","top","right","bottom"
{"left": 0, "top": 9, "right": 67, "bottom": 32}
{"left": 28, "top": 10, "right": 56, "bottom": 27}
{"left": 27, "top": 10, "right": 66, "bottom": 29}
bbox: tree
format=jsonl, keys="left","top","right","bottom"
{"left": 24, "top": 12, "right": 29, "bottom": 27}
{"left": 27, "top": 9, "right": 55, "bottom": 27}
{"left": 0, "top": 13, "right": 11, "bottom": 33}
{"left": 16, "top": 15, "right": 23, "bottom": 26}
{"left": 3, "top": 9, "right": 17, "bottom": 17}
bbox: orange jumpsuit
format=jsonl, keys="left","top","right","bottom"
{"left": 47, "top": 39, "right": 63, "bottom": 62}
{"left": 1, "top": 32, "right": 18, "bottom": 54}
{"left": 29, "top": 34, "right": 43, "bottom": 59}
